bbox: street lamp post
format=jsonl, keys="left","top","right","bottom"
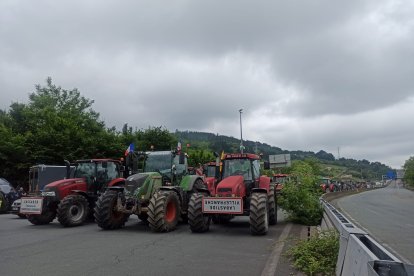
{"left": 239, "top": 109, "right": 243, "bottom": 154}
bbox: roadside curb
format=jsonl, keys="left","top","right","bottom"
{"left": 262, "top": 223, "right": 307, "bottom": 276}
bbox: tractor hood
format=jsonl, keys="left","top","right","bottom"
{"left": 42, "top": 178, "right": 87, "bottom": 200}
{"left": 125, "top": 173, "right": 149, "bottom": 193}
{"left": 216, "top": 175, "right": 246, "bottom": 197}
{"left": 44, "top": 178, "right": 85, "bottom": 189}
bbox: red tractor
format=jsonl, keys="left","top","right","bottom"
{"left": 20, "top": 159, "right": 125, "bottom": 227}
{"left": 202, "top": 160, "right": 220, "bottom": 196}
{"left": 188, "top": 153, "right": 276, "bottom": 235}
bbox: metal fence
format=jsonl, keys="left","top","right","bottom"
{"left": 320, "top": 199, "right": 414, "bottom": 276}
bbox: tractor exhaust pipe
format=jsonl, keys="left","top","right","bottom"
{"left": 64, "top": 160, "right": 71, "bottom": 179}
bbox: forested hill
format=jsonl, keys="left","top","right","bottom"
{"left": 175, "top": 130, "right": 391, "bottom": 181}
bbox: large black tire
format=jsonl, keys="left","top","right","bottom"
{"left": 57, "top": 194, "right": 89, "bottom": 227}
{"left": 268, "top": 185, "right": 277, "bottom": 225}
{"left": 188, "top": 192, "right": 210, "bottom": 232}
{"left": 0, "top": 192, "right": 7, "bottom": 213}
{"left": 250, "top": 193, "right": 269, "bottom": 235}
{"left": 27, "top": 209, "right": 56, "bottom": 225}
{"left": 192, "top": 178, "right": 206, "bottom": 192}
{"left": 148, "top": 191, "right": 180, "bottom": 232}
{"left": 94, "top": 191, "right": 129, "bottom": 230}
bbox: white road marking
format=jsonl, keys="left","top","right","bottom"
{"left": 261, "top": 223, "right": 293, "bottom": 276}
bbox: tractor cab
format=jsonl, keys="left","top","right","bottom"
{"left": 272, "top": 173, "right": 290, "bottom": 194}
{"left": 143, "top": 150, "right": 187, "bottom": 185}
{"left": 72, "top": 160, "right": 122, "bottom": 193}
{"left": 217, "top": 153, "right": 261, "bottom": 197}
{"left": 204, "top": 163, "right": 216, "bottom": 177}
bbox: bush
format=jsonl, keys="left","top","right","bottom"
{"left": 278, "top": 181, "right": 323, "bottom": 225}
{"left": 278, "top": 160, "right": 324, "bottom": 225}
{"left": 287, "top": 230, "right": 339, "bottom": 276}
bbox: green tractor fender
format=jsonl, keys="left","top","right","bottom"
{"left": 179, "top": 175, "right": 206, "bottom": 192}
{"left": 135, "top": 172, "right": 163, "bottom": 201}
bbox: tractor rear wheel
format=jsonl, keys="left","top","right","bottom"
{"left": 94, "top": 190, "right": 129, "bottom": 230}
{"left": 148, "top": 191, "right": 180, "bottom": 232}
{"left": 27, "top": 208, "right": 56, "bottom": 225}
{"left": 268, "top": 185, "right": 277, "bottom": 225}
{"left": 57, "top": 194, "right": 89, "bottom": 227}
{"left": 188, "top": 192, "right": 210, "bottom": 233}
{"left": 250, "top": 192, "right": 269, "bottom": 235}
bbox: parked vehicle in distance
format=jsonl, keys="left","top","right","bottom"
{"left": 0, "top": 178, "right": 22, "bottom": 213}
{"left": 28, "top": 164, "right": 74, "bottom": 193}
{"left": 272, "top": 173, "right": 290, "bottom": 194}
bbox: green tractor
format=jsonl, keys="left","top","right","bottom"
{"left": 94, "top": 150, "right": 206, "bottom": 232}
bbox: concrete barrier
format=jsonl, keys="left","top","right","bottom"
{"left": 320, "top": 199, "right": 414, "bottom": 276}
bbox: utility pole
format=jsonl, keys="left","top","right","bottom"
{"left": 239, "top": 109, "right": 243, "bottom": 154}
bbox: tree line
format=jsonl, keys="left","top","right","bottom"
{"left": 0, "top": 78, "right": 181, "bottom": 187}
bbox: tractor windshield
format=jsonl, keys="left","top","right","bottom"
{"left": 145, "top": 151, "right": 172, "bottom": 174}
{"left": 74, "top": 162, "right": 96, "bottom": 178}
{"left": 273, "top": 176, "right": 288, "bottom": 184}
{"left": 223, "top": 159, "right": 253, "bottom": 181}
{"left": 205, "top": 166, "right": 216, "bottom": 177}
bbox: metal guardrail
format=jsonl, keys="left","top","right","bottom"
{"left": 320, "top": 199, "right": 414, "bottom": 276}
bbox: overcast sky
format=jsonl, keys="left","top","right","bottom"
{"left": 1, "top": 0, "right": 413, "bottom": 169}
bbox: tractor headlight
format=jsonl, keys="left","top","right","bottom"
{"left": 41, "top": 191, "right": 56, "bottom": 197}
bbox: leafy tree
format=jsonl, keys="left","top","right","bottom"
{"left": 20, "top": 77, "right": 122, "bottom": 163}
{"left": 403, "top": 157, "right": 414, "bottom": 187}
{"left": 278, "top": 160, "right": 323, "bottom": 225}
{"left": 186, "top": 148, "right": 215, "bottom": 167}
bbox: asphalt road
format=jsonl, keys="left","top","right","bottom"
{"left": 336, "top": 182, "right": 414, "bottom": 264}
{"left": 0, "top": 209, "right": 291, "bottom": 276}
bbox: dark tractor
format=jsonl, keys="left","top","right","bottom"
{"left": 20, "top": 159, "right": 125, "bottom": 227}
{"left": 188, "top": 153, "right": 276, "bottom": 235}
{"left": 94, "top": 150, "right": 206, "bottom": 232}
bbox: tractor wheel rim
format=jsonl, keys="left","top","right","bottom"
{"left": 69, "top": 204, "right": 83, "bottom": 221}
{"left": 165, "top": 201, "right": 176, "bottom": 223}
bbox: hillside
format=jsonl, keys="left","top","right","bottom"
{"left": 175, "top": 130, "right": 391, "bottom": 182}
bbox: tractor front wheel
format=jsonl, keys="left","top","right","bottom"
{"left": 148, "top": 191, "right": 180, "bottom": 232}
{"left": 27, "top": 208, "right": 56, "bottom": 225}
{"left": 268, "top": 185, "right": 277, "bottom": 225}
{"left": 57, "top": 194, "right": 89, "bottom": 227}
{"left": 188, "top": 192, "right": 210, "bottom": 233}
{"left": 94, "top": 190, "right": 129, "bottom": 230}
{"left": 250, "top": 192, "right": 269, "bottom": 235}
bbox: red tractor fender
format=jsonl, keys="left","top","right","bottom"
{"left": 258, "top": 176, "right": 271, "bottom": 193}
{"left": 205, "top": 177, "right": 217, "bottom": 196}
{"left": 107, "top": 178, "right": 126, "bottom": 187}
